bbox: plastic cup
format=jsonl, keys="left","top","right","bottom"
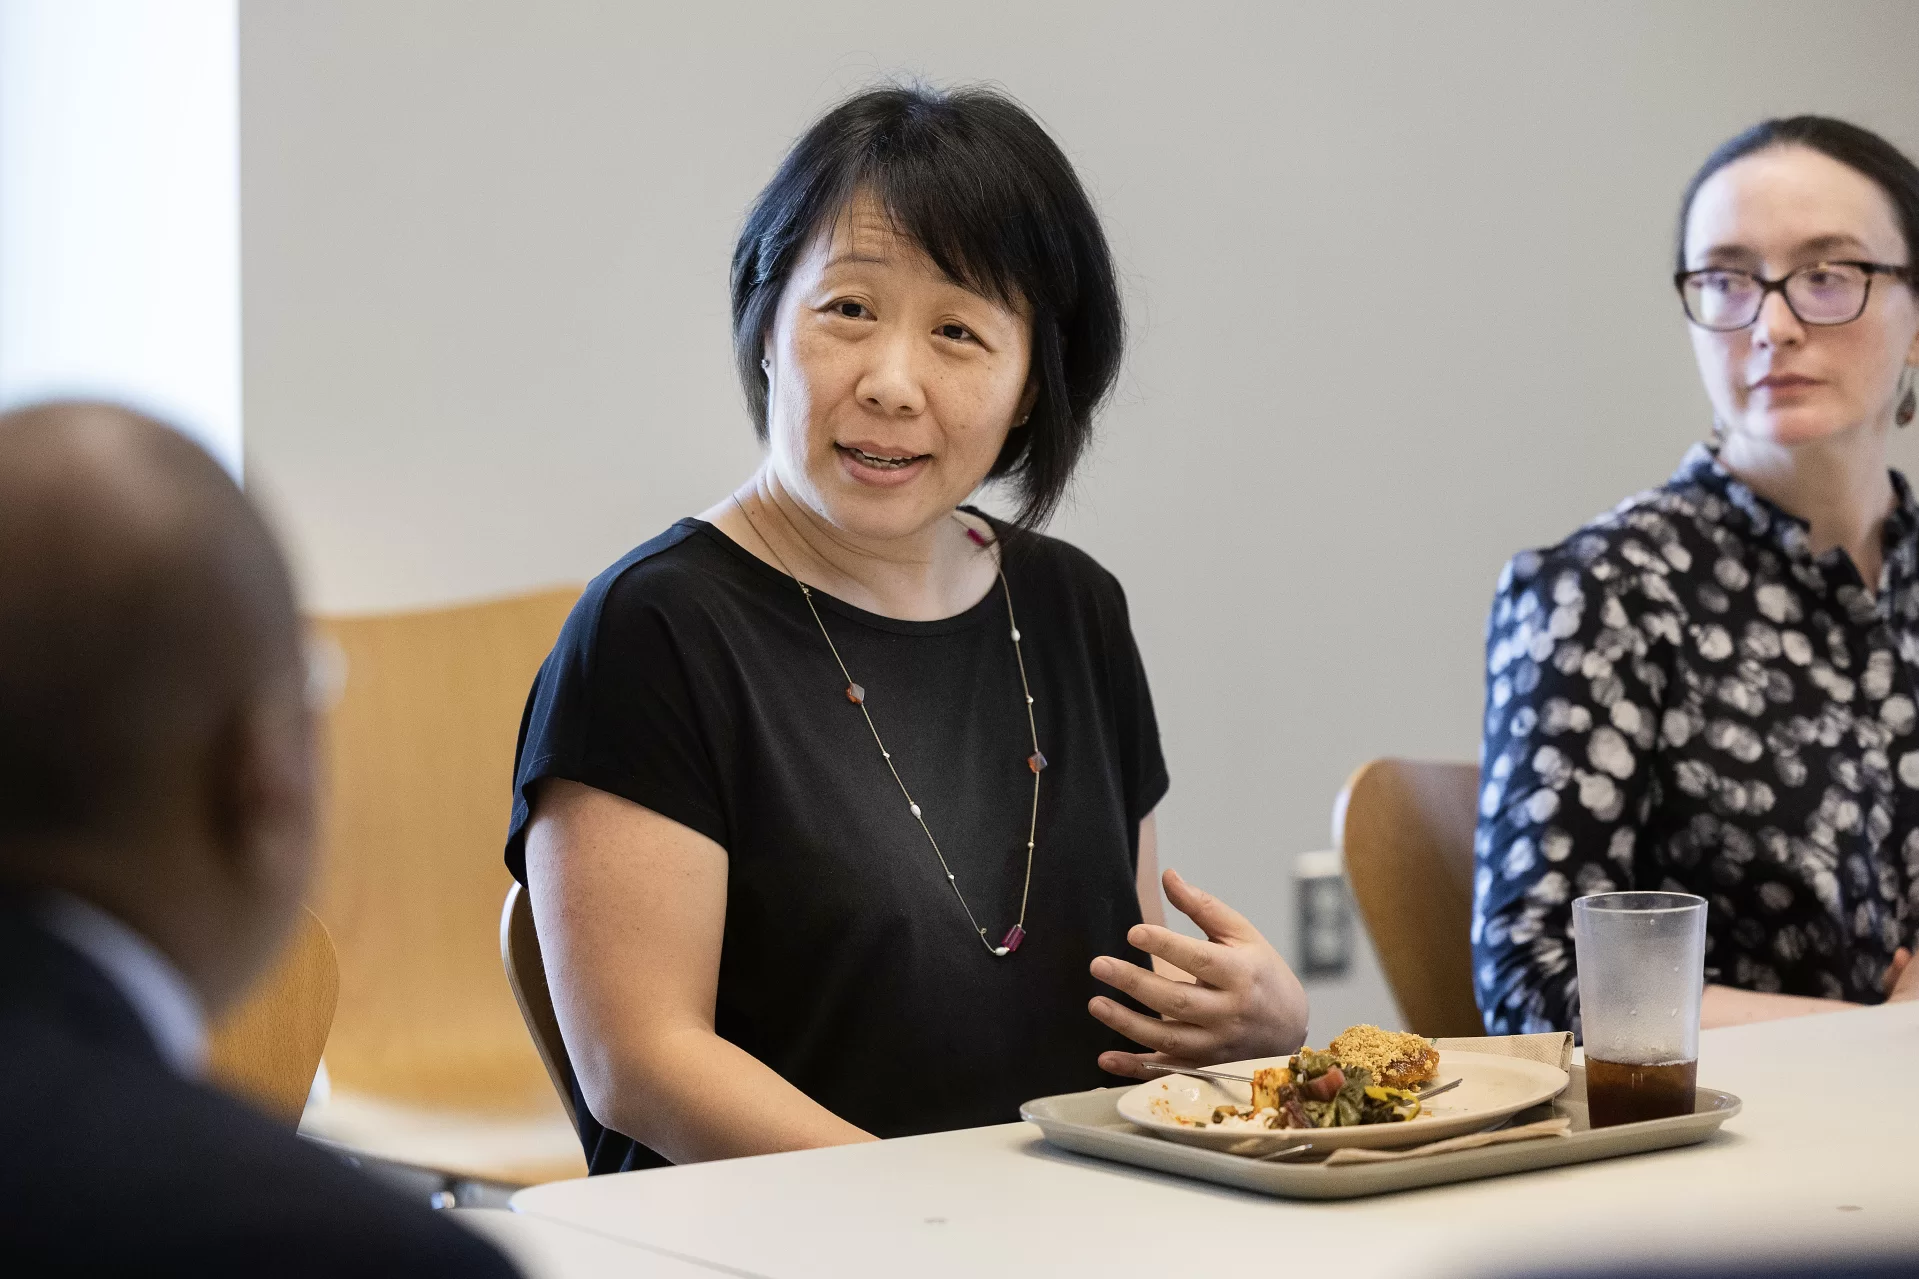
{"left": 1571, "top": 891, "right": 1706, "bottom": 1128}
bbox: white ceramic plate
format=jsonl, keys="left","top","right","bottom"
{"left": 1117, "top": 1050, "right": 1570, "bottom": 1154}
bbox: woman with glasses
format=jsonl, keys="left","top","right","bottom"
{"left": 1474, "top": 116, "right": 1919, "bottom": 1036}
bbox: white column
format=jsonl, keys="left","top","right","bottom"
{"left": 0, "top": 0, "right": 241, "bottom": 474}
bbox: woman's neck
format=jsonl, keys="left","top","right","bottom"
{"left": 711, "top": 471, "right": 998, "bottom": 622}
{"left": 1718, "top": 427, "right": 1896, "bottom": 588}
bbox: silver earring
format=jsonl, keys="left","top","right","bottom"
{"left": 1710, "top": 415, "right": 1727, "bottom": 444}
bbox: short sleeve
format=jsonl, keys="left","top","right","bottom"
{"left": 1471, "top": 549, "right": 1668, "bottom": 1036}
{"left": 504, "top": 560, "right": 729, "bottom": 883}
{"left": 1097, "top": 571, "right": 1170, "bottom": 830}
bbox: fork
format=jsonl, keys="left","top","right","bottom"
{"left": 1137, "top": 1063, "right": 1258, "bottom": 1088}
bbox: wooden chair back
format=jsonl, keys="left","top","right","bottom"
{"left": 1333, "top": 758, "right": 1486, "bottom": 1038}
{"left": 307, "top": 586, "right": 579, "bottom": 1112}
{"left": 501, "top": 882, "right": 579, "bottom": 1129}
{"left": 206, "top": 907, "right": 339, "bottom": 1124}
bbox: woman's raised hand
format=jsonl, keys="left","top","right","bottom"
{"left": 1886, "top": 947, "right": 1916, "bottom": 1003}
{"left": 1087, "top": 868, "right": 1310, "bottom": 1079}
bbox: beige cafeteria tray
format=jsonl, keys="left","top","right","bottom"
{"left": 1020, "top": 1066, "right": 1740, "bottom": 1200}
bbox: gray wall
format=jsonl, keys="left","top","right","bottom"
{"left": 240, "top": 0, "right": 1919, "bottom": 1032}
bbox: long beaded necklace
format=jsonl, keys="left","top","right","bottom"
{"left": 733, "top": 495, "right": 1044, "bottom": 957}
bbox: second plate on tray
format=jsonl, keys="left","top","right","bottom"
{"left": 1117, "top": 1050, "right": 1570, "bottom": 1153}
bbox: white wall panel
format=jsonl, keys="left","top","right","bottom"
{"left": 238, "top": 1, "right": 1919, "bottom": 1028}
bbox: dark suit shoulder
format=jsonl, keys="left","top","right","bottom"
{"left": 0, "top": 970, "right": 519, "bottom": 1276}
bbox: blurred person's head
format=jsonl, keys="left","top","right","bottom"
{"left": 730, "top": 83, "right": 1123, "bottom": 535}
{"left": 1675, "top": 116, "right": 1919, "bottom": 455}
{"left": 0, "top": 401, "right": 316, "bottom": 1016}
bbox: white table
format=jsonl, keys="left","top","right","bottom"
{"left": 452, "top": 1208, "right": 741, "bottom": 1277}
{"left": 512, "top": 1003, "right": 1919, "bottom": 1277}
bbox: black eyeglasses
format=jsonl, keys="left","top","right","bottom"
{"left": 1674, "top": 260, "right": 1911, "bottom": 332}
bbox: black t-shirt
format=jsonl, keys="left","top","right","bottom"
{"left": 506, "top": 514, "right": 1169, "bottom": 1172}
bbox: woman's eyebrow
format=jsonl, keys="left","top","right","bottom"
{"left": 822, "top": 250, "right": 892, "bottom": 268}
{"left": 1695, "top": 244, "right": 1760, "bottom": 267}
{"left": 1694, "top": 233, "right": 1875, "bottom": 268}
{"left": 1793, "top": 232, "right": 1873, "bottom": 257}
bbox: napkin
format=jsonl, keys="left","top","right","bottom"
{"left": 1322, "top": 1116, "right": 1572, "bottom": 1165}
{"left": 1432, "top": 1030, "right": 1574, "bottom": 1071}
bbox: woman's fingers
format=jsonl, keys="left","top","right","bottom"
{"left": 1087, "top": 995, "right": 1209, "bottom": 1058}
{"left": 1089, "top": 876, "right": 1309, "bottom": 1076}
{"left": 1889, "top": 948, "right": 1919, "bottom": 1003}
{"left": 1884, "top": 947, "right": 1912, "bottom": 996}
{"left": 1097, "top": 1049, "right": 1177, "bottom": 1080}
{"left": 1090, "top": 954, "right": 1226, "bottom": 1022}
{"left": 1125, "top": 922, "right": 1234, "bottom": 984}
{"left": 1162, "top": 868, "right": 1259, "bottom": 944}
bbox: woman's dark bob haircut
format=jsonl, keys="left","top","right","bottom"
{"left": 730, "top": 84, "right": 1123, "bottom": 528}
{"left": 1677, "top": 115, "right": 1919, "bottom": 279}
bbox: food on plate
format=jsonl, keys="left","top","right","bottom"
{"left": 1173, "top": 1025, "right": 1439, "bottom": 1131}
{"left": 1239, "top": 1049, "right": 1422, "bottom": 1129}
{"left": 1327, "top": 1024, "right": 1441, "bottom": 1090}
{"left": 1249, "top": 1065, "right": 1292, "bottom": 1114}
{"left": 1251, "top": 1024, "right": 1439, "bottom": 1108}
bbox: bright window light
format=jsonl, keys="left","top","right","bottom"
{"left": 0, "top": 0, "right": 241, "bottom": 474}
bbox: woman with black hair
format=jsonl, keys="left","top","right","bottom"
{"left": 1475, "top": 116, "right": 1919, "bottom": 1036}
{"left": 506, "top": 85, "right": 1308, "bottom": 1170}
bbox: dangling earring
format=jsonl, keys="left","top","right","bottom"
{"left": 1899, "top": 368, "right": 1916, "bottom": 428}
{"left": 1710, "top": 415, "right": 1728, "bottom": 445}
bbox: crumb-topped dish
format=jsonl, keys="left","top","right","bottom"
{"left": 1115, "top": 1034, "right": 1569, "bottom": 1156}
{"left": 1170, "top": 1025, "right": 1440, "bottom": 1133}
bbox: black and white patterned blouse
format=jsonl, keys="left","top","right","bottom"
{"left": 1472, "top": 443, "right": 1919, "bottom": 1036}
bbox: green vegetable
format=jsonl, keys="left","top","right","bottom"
{"left": 1285, "top": 1048, "right": 1420, "bottom": 1127}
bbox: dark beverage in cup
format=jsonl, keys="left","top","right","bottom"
{"left": 1584, "top": 1057, "right": 1697, "bottom": 1128}
{"left": 1573, "top": 891, "right": 1707, "bottom": 1131}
